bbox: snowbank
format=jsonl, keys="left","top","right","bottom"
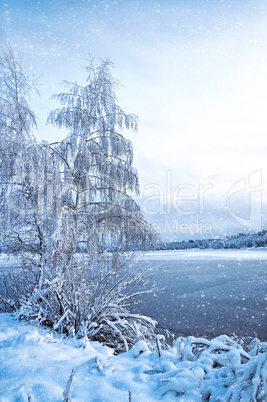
{"left": 0, "top": 314, "right": 266, "bottom": 401}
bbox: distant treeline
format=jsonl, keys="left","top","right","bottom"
{"left": 163, "top": 230, "right": 267, "bottom": 250}
{"left": 4, "top": 230, "right": 266, "bottom": 253}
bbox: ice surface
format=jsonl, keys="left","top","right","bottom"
{"left": 133, "top": 250, "right": 267, "bottom": 339}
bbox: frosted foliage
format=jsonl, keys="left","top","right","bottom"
{"left": 8, "top": 142, "right": 60, "bottom": 246}
{"left": 48, "top": 59, "right": 138, "bottom": 193}
{"left": 0, "top": 44, "right": 37, "bottom": 181}
{"left": 0, "top": 45, "right": 38, "bottom": 246}
{"left": 50, "top": 206, "right": 76, "bottom": 272}
{"left": 11, "top": 143, "right": 59, "bottom": 215}
{"left": 47, "top": 59, "right": 157, "bottom": 251}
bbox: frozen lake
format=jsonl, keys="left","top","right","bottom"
{"left": 131, "top": 249, "right": 267, "bottom": 340}
{"left": 0, "top": 249, "right": 266, "bottom": 340}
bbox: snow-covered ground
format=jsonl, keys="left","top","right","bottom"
{"left": 0, "top": 313, "right": 266, "bottom": 401}
{"left": 137, "top": 248, "right": 267, "bottom": 261}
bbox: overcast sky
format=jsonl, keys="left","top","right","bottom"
{"left": 1, "top": 0, "right": 267, "bottom": 240}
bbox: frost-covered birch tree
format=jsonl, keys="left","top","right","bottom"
{"left": 42, "top": 59, "right": 158, "bottom": 350}
{"left": 0, "top": 44, "right": 38, "bottom": 251}
{"left": 47, "top": 59, "right": 155, "bottom": 253}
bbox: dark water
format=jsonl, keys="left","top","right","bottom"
{"left": 129, "top": 258, "right": 267, "bottom": 340}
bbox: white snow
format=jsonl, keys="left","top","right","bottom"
{"left": 0, "top": 314, "right": 266, "bottom": 401}
{"left": 138, "top": 248, "right": 267, "bottom": 261}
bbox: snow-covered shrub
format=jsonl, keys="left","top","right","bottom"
{"left": 0, "top": 263, "right": 36, "bottom": 312}
{"left": 16, "top": 250, "right": 157, "bottom": 353}
{"left": 140, "top": 334, "right": 267, "bottom": 400}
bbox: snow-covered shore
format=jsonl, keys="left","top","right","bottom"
{"left": 0, "top": 314, "right": 266, "bottom": 401}
{"left": 138, "top": 248, "right": 267, "bottom": 260}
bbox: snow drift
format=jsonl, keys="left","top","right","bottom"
{"left": 0, "top": 314, "right": 266, "bottom": 401}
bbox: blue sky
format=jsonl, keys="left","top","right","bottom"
{"left": 1, "top": 0, "right": 267, "bottom": 240}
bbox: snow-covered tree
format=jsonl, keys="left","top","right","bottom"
{"left": 47, "top": 58, "right": 156, "bottom": 252}
{"left": 0, "top": 44, "right": 38, "bottom": 250}
{"left": 43, "top": 59, "right": 158, "bottom": 349}
{"left": 0, "top": 44, "right": 37, "bottom": 180}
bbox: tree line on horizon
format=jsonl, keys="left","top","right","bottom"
{"left": 163, "top": 230, "right": 267, "bottom": 250}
